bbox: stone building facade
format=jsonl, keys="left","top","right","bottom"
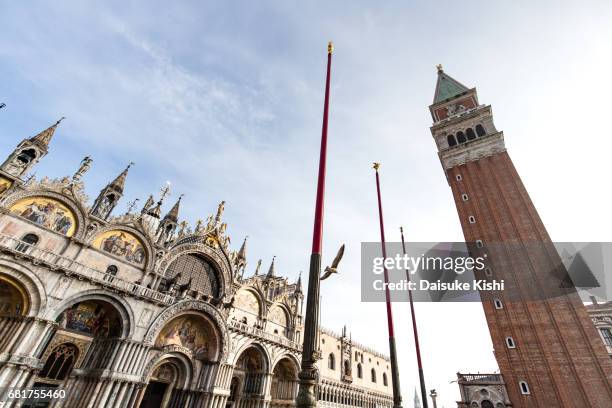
{"left": 428, "top": 66, "right": 612, "bottom": 407}
{"left": 586, "top": 297, "right": 612, "bottom": 357}
{"left": 0, "top": 122, "right": 393, "bottom": 408}
{"left": 454, "top": 373, "right": 511, "bottom": 408}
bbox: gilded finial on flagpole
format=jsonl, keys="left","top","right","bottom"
{"left": 328, "top": 41, "right": 334, "bottom": 54}
{"left": 373, "top": 162, "right": 380, "bottom": 171}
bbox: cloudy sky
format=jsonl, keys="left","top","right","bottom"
{"left": 2, "top": 1, "right": 612, "bottom": 406}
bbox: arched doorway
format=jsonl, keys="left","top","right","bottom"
{"left": 27, "top": 298, "right": 125, "bottom": 404}
{"left": 141, "top": 313, "right": 221, "bottom": 407}
{"left": 140, "top": 360, "right": 183, "bottom": 408}
{"left": 0, "top": 275, "right": 29, "bottom": 316}
{"left": 230, "top": 346, "right": 268, "bottom": 407}
{"left": 270, "top": 357, "right": 298, "bottom": 408}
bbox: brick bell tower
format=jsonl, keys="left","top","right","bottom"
{"left": 429, "top": 65, "right": 612, "bottom": 407}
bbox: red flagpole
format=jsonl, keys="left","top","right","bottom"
{"left": 400, "top": 227, "right": 428, "bottom": 408}
{"left": 373, "top": 163, "right": 403, "bottom": 408}
{"left": 311, "top": 42, "right": 333, "bottom": 255}
{"left": 297, "top": 41, "right": 334, "bottom": 408}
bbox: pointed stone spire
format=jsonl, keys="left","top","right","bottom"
{"left": 147, "top": 202, "right": 162, "bottom": 218}
{"left": 237, "top": 236, "right": 248, "bottom": 261}
{"left": 90, "top": 162, "right": 132, "bottom": 220}
{"left": 164, "top": 194, "right": 183, "bottom": 222}
{"left": 109, "top": 162, "right": 133, "bottom": 194}
{"left": 295, "top": 272, "right": 302, "bottom": 293}
{"left": 266, "top": 256, "right": 276, "bottom": 279}
{"left": 141, "top": 194, "right": 155, "bottom": 214}
{"left": 29, "top": 117, "right": 64, "bottom": 150}
{"left": 433, "top": 65, "right": 470, "bottom": 104}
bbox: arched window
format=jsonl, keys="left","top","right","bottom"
{"left": 447, "top": 134, "right": 457, "bottom": 147}
{"left": 383, "top": 372, "right": 388, "bottom": 386}
{"left": 344, "top": 360, "right": 350, "bottom": 374}
{"left": 104, "top": 265, "right": 118, "bottom": 282}
{"left": 456, "top": 131, "right": 466, "bottom": 143}
{"left": 39, "top": 343, "right": 79, "bottom": 381}
{"left": 506, "top": 336, "right": 516, "bottom": 348}
{"left": 519, "top": 381, "right": 530, "bottom": 395}
{"left": 355, "top": 351, "right": 359, "bottom": 362}
{"left": 357, "top": 363, "right": 363, "bottom": 378}
{"left": 165, "top": 254, "right": 220, "bottom": 297}
{"left": 476, "top": 124, "right": 486, "bottom": 137}
{"left": 16, "top": 233, "right": 39, "bottom": 253}
{"left": 481, "top": 401, "right": 494, "bottom": 408}
{"left": 466, "top": 128, "right": 476, "bottom": 140}
{"left": 328, "top": 353, "right": 335, "bottom": 370}
{"left": 371, "top": 368, "right": 377, "bottom": 383}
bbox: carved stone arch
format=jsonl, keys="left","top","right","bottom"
{"left": 231, "top": 340, "right": 272, "bottom": 372}
{"left": 0, "top": 258, "right": 47, "bottom": 317}
{"left": 144, "top": 300, "right": 230, "bottom": 362}
{"left": 157, "top": 243, "right": 233, "bottom": 301}
{"left": 270, "top": 351, "right": 300, "bottom": 373}
{"left": 234, "top": 285, "right": 266, "bottom": 319}
{"left": 142, "top": 351, "right": 195, "bottom": 390}
{"left": 87, "top": 223, "right": 154, "bottom": 270}
{"left": 267, "top": 301, "right": 293, "bottom": 328}
{"left": 3, "top": 189, "right": 87, "bottom": 239}
{"left": 49, "top": 289, "right": 135, "bottom": 338}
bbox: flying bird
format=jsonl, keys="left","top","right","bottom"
{"left": 321, "top": 244, "right": 345, "bottom": 281}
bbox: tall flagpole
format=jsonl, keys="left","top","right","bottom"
{"left": 400, "top": 227, "right": 428, "bottom": 408}
{"left": 373, "top": 163, "right": 403, "bottom": 408}
{"left": 296, "top": 41, "right": 334, "bottom": 408}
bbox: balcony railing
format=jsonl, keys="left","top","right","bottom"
{"left": 458, "top": 373, "right": 504, "bottom": 383}
{"left": 228, "top": 319, "right": 302, "bottom": 351}
{"left": 0, "top": 233, "right": 174, "bottom": 305}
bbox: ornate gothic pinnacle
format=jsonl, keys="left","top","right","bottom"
{"left": 237, "top": 236, "right": 248, "bottom": 261}
{"left": 109, "top": 162, "right": 133, "bottom": 193}
{"left": 141, "top": 194, "right": 154, "bottom": 214}
{"left": 165, "top": 194, "right": 183, "bottom": 222}
{"left": 267, "top": 256, "right": 276, "bottom": 278}
{"left": 295, "top": 272, "right": 302, "bottom": 293}
{"left": 29, "top": 117, "right": 65, "bottom": 149}
{"left": 215, "top": 200, "right": 225, "bottom": 222}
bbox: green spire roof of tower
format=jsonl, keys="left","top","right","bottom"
{"left": 433, "top": 65, "right": 470, "bottom": 104}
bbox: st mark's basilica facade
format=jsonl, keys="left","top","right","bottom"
{"left": 0, "top": 121, "right": 393, "bottom": 408}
